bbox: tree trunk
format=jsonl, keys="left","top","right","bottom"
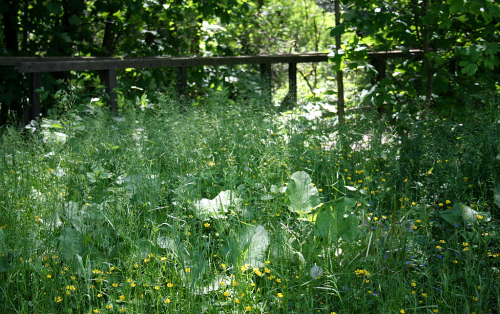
{"left": 422, "top": 0, "right": 434, "bottom": 108}
{"left": 2, "top": 0, "right": 20, "bottom": 56}
{"left": 0, "top": 0, "right": 21, "bottom": 125}
{"left": 335, "top": 0, "right": 345, "bottom": 126}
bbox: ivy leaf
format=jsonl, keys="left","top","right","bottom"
{"left": 459, "top": 60, "right": 478, "bottom": 75}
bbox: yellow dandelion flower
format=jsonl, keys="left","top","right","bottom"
{"left": 167, "top": 283, "right": 174, "bottom": 288}
{"left": 93, "top": 309, "right": 100, "bottom": 313}
{"left": 204, "top": 222, "right": 210, "bottom": 227}
{"left": 119, "top": 295, "right": 125, "bottom": 301}
{"left": 154, "top": 286, "right": 160, "bottom": 290}
{"left": 246, "top": 306, "right": 252, "bottom": 311}
{"left": 112, "top": 283, "right": 118, "bottom": 288}
{"left": 185, "top": 268, "right": 191, "bottom": 273}
{"left": 277, "top": 293, "right": 284, "bottom": 298}
{"left": 54, "top": 296, "right": 63, "bottom": 303}
{"left": 164, "top": 298, "right": 171, "bottom": 304}
{"left": 106, "top": 304, "right": 113, "bottom": 309}
{"left": 477, "top": 214, "right": 484, "bottom": 220}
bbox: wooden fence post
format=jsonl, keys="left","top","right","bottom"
{"left": 103, "top": 69, "right": 118, "bottom": 112}
{"left": 27, "top": 72, "right": 41, "bottom": 123}
{"left": 288, "top": 63, "right": 297, "bottom": 105}
{"left": 260, "top": 63, "right": 272, "bottom": 102}
{"left": 177, "top": 67, "right": 187, "bottom": 95}
{"left": 369, "top": 55, "right": 387, "bottom": 84}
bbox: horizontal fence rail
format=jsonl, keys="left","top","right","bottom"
{"left": 14, "top": 53, "right": 329, "bottom": 72}
{"left": 0, "top": 50, "right": 423, "bottom": 123}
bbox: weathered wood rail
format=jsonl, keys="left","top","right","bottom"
{"left": 0, "top": 50, "right": 423, "bottom": 122}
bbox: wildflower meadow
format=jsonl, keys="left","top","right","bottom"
{"left": 1, "top": 90, "right": 500, "bottom": 313}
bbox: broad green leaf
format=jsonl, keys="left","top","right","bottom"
{"left": 330, "top": 23, "right": 346, "bottom": 37}
{"left": 134, "top": 238, "right": 154, "bottom": 259}
{"left": 193, "top": 190, "right": 241, "bottom": 219}
{"left": 221, "top": 224, "right": 269, "bottom": 268}
{"left": 440, "top": 202, "right": 491, "bottom": 226}
{"left": 60, "top": 201, "right": 86, "bottom": 233}
{"left": 241, "top": 225, "right": 270, "bottom": 267}
{"left": 285, "top": 171, "right": 320, "bottom": 216}
{"left": 60, "top": 33, "right": 72, "bottom": 43}
{"left": 59, "top": 228, "right": 81, "bottom": 261}
{"left": 0, "top": 228, "right": 9, "bottom": 272}
{"left": 313, "top": 198, "right": 359, "bottom": 242}
{"left": 0, "top": 228, "right": 6, "bottom": 254}
{"left": 68, "top": 15, "right": 82, "bottom": 26}
{"left": 494, "top": 184, "right": 500, "bottom": 208}
{"left": 47, "top": 1, "right": 63, "bottom": 14}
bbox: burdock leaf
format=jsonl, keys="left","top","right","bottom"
{"left": 286, "top": 171, "right": 320, "bottom": 216}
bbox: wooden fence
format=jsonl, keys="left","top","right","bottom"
{"left": 0, "top": 50, "right": 423, "bottom": 122}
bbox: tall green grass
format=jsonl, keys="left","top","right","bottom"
{"left": 1, "top": 90, "right": 500, "bottom": 313}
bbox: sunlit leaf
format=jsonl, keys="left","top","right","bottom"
{"left": 59, "top": 228, "right": 81, "bottom": 261}
{"left": 193, "top": 190, "right": 241, "bottom": 219}
{"left": 285, "top": 171, "right": 320, "bottom": 216}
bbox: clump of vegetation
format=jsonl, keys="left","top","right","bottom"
{"left": 1, "top": 88, "right": 499, "bottom": 313}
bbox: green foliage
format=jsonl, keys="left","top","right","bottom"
{"left": 1, "top": 0, "right": 336, "bottom": 124}
{"left": 221, "top": 224, "right": 270, "bottom": 268}
{"left": 440, "top": 202, "right": 491, "bottom": 226}
{"left": 1, "top": 86, "right": 500, "bottom": 312}
{"left": 312, "top": 198, "right": 361, "bottom": 242}
{"left": 328, "top": 0, "right": 500, "bottom": 110}
{"left": 192, "top": 190, "right": 241, "bottom": 220}
{"left": 285, "top": 171, "right": 320, "bottom": 216}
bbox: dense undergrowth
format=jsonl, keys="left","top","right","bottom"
{"left": 1, "top": 89, "right": 500, "bottom": 313}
